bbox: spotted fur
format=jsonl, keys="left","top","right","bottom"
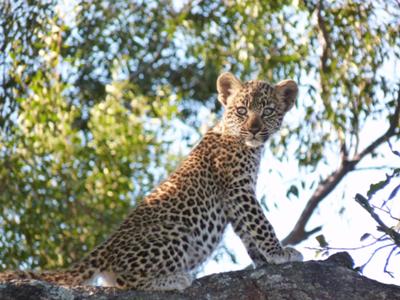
{"left": 0, "top": 72, "right": 302, "bottom": 290}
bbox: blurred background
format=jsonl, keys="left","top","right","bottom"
{"left": 0, "top": 0, "right": 399, "bottom": 285}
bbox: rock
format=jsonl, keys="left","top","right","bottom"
{"left": 1, "top": 252, "right": 399, "bottom": 300}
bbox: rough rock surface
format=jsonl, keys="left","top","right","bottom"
{"left": 1, "top": 252, "right": 399, "bottom": 300}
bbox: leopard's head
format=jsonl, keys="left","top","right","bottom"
{"left": 217, "top": 72, "right": 297, "bottom": 148}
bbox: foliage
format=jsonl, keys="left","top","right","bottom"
{"left": 0, "top": 0, "right": 178, "bottom": 269}
{"left": 0, "top": 0, "right": 399, "bottom": 273}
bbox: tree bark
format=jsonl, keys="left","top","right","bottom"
{"left": 1, "top": 252, "right": 399, "bottom": 300}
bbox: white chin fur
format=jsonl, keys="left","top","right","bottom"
{"left": 245, "top": 139, "right": 264, "bottom": 148}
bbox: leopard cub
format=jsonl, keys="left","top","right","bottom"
{"left": 0, "top": 72, "right": 302, "bottom": 291}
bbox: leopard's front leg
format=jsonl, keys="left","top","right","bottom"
{"left": 225, "top": 189, "right": 303, "bottom": 265}
{"left": 230, "top": 217, "right": 267, "bottom": 267}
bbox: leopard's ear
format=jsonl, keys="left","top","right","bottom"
{"left": 275, "top": 79, "right": 298, "bottom": 112}
{"left": 217, "top": 72, "right": 242, "bottom": 107}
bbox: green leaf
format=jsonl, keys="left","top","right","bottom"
{"left": 316, "top": 234, "right": 329, "bottom": 248}
{"left": 388, "top": 184, "right": 400, "bottom": 201}
{"left": 360, "top": 233, "right": 371, "bottom": 241}
{"left": 286, "top": 185, "right": 299, "bottom": 199}
{"left": 367, "top": 178, "right": 389, "bottom": 199}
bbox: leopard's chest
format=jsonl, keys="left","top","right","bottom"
{"left": 217, "top": 150, "right": 261, "bottom": 189}
{"left": 184, "top": 194, "right": 228, "bottom": 270}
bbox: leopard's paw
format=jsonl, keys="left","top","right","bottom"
{"left": 265, "top": 247, "right": 303, "bottom": 264}
{"left": 282, "top": 247, "right": 303, "bottom": 262}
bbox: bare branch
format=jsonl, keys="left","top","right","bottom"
{"left": 282, "top": 89, "right": 400, "bottom": 246}
{"left": 358, "top": 243, "right": 395, "bottom": 273}
{"left": 384, "top": 246, "right": 397, "bottom": 278}
{"left": 305, "top": 234, "right": 389, "bottom": 252}
{"left": 340, "top": 141, "right": 348, "bottom": 162}
{"left": 373, "top": 205, "right": 400, "bottom": 222}
{"left": 316, "top": 0, "right": 330, "bottom": 75}
{"left": 282, "top": 161, "right": 356, "bottom": 245}
{"left": 354, "top": 193, "right": 400, "bottom": 247}
{"left": 352, "top": 90, "right": 400, "bottom": 163}
{"left": 352, "top": 166, "right": 393, "bottom": 172}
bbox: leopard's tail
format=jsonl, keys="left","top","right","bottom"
{"left": 0, "top": 259, "right": 98, "bottom": 286}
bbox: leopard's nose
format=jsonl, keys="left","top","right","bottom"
{"left": 247, "top": 113, "right": 262, "bottom": 135}
{"left": 249, "top": 125, "right": 260, "bottom": 135}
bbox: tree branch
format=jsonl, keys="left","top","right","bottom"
{"left": 354, "top": 193, "right": 400, "bottom": 247}
{"left": 282, "top": 89, "right": 400, "bottom": 246}
{"left": 316, "top": 0, "right": 330, "bottom": 75}
{"left": 383, "top": 246, "right": 397, "bottom": 278}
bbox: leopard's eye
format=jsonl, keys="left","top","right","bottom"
{"left": 263, "top": 107, "right": 274, "bottom": 117}
{"left": 236, "top": 106, "right": 247, "bottom": 116}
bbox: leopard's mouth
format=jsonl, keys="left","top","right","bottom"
{"left": 242, "top": 131, "right": 270, "bottom": 148}
{"left": 244, "top": 137, "right": 265, "bottom": 148}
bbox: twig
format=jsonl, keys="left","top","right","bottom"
{"left": 372, "top": 205, "right": 400, "bottom": 222}
{"left": 358, "top": 243, "right": 395, "bottom": 273}
{"left": 352, "top": 166, "right": 393, "bottom": 172}
{"left": 355, "top": 193, "right": 400, "bottom": 247}
{"left": 384, "top": 246, "right": 397, "bottom": 278}
{"left": 316, "top": 0, "right": 330, "bottom": 75}
{"left": 305, "top": 233, "right": 390, "bottom": 252}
